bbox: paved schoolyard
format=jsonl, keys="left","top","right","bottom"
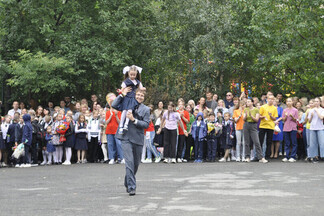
{"left": 1, "top": 161, "right": 323, "bottom": 216}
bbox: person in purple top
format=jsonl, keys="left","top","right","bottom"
{"left": 157, "top": 102, "right": 187, "bottom": 164}
{"left": 282, "top": 98, "right": 299, "bottom": 162}
{"left": 308, "top": 97, "right": 324, "bottom": 163}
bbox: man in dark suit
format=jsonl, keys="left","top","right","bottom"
{"left": 112, "top": 87, "right": 150, "bottom": 196}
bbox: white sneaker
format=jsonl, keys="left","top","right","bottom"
{"left": 2, "top": 162, "right": 8, "bottom": 167}
{"left": 120, "top": 159, "right": 125, "bottom": 164}
{"left": 177, "top": 158, "right": 182, "bottom": 163}
{"left": 62, "top": 161, "right": 71, "bottom": 165}
{"left": 231, "top": 156, "right": 236, "bottom": 161}
{"left": 279, "top": 152, "right": 283, "bottom": 156}
{"left": 47, "top": 161, "right": 52, "bottom": 165}
{"left": 219, "top": 158, "right": 226, "bottom": 162}
{"left": 143, "top": 158, "right": 152, "bottom": 163}
{"left": 242, "top": 157, "right": 246, "bottom": 162}
{"left": 182, "top": 159, "right": 187, "bottom": 163}
{"left": 108, "top": 159, "right": 115, "bottom": 165}
{"left": 288, "top": 158, "right": 296, "bottom": 163}
{"left": 282, "top": 158, "right": 288, "bottom": 162}
{"left": 82, "top": 159, "right": 87, "bottom": 164}
{"left": 171, "top": 158, "right": 176, "bottom": 164}
{"left": 41, "top": 161, "right": 47, "bottom": 166}
{"left": 227, "top": 157, "right": 231, "bottom": 162}
{"left": 31, "top": 163, "right": 38, "bottom": 167}
{"left": 24, "top": 164, "right": 31, "bottom": 168}
{"left": 163, "top": 158, "right": 168, "bottom": 163}
{"left": 259, "top": 158, "right": 268, "bottom": 163}
{"left": 155, "top": 157, "right": 161, "bottom": 163}
{"left": 245, "top": 158, "right": 250, "bottom": 163}
{"left": 236, "top": 157, "right": 241, "bottom": 162}
{"left": 15, "top": 164, "right": 21, "bottom": 168}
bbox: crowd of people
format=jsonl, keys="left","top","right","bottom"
{"left": 0, "top": 90, "right": 323, "bottom": 168}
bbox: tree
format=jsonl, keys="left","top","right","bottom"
{"left": 7, "top": 50, "right": 77, "bottom": 103}
{"left": 0, "top": 0, "right": 322, "bottom": 110}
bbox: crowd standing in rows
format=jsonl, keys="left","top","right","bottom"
{"left": 0, "top": 91, "right": 323, "bottom": 168}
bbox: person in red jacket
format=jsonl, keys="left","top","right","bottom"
{"left": 177, "top": 101, "right": 190, "bottom": 163}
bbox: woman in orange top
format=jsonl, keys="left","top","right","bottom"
{"left": 233, "top": 100, "right": 246, "bottom": 162}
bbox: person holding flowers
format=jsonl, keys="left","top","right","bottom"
{"left": 205, "top": 112, "right": 219, "bottom": 162}
{"left": 271, "top": 99, "right": 283, "bottom": 159}
{"left": 62, "top": 115, "right": 74, "bottom": 165}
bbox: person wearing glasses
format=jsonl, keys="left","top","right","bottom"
{"left": 225, "top": 92, "right": 234, "bottom": 109}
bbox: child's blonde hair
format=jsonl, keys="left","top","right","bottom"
{"left": 28, "top": 109, "right": 36, "bottom": 116}
{"left": 54, "top": 106, "right": 60, "bottom": 112}
{"left": 224, "top": 112, "right": 230, "bottom": 117}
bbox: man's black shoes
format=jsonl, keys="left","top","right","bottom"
{"left": 129, "top": 190, "right": 136, "bottom": 196}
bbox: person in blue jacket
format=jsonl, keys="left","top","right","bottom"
{"left": 22, "top": 114, "right": 33, "bottom": 167}
{"left": 6, "top": 115, "right": 18, "bottom": 165}
{"left": 191, "top": 112, "right": 207, "bottom": 163}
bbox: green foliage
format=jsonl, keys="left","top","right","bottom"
{"left": 245, "top": 0, "right": 324, "bottom": 96}
{"left": 0, "top": 0, "right": 322, "bottom": 108}
{"left": 7, "top": 50, "right": 77, "bottom": 102}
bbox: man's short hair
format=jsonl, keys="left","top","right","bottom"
{"left": 136, "top": 88, "right": 146, "bottom": 95}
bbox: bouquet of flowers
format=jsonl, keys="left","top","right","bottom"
{"left": 214, "top": 122, "right": 222, "bottom": 133}
{"left": 207, "top": 122, "right": 222, "bottom": 134}
{"left": 56, "top": 122, "right": 70, "bottom": 142}
{"left": 207, "top": 122, "right": 216, "bottom": 134}
{"left": 12, "top": 143, "right": 25, "bottom": 159}
{"left": 274, "top": 125, "right": 281, "bottom": 135}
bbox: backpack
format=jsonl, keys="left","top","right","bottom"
{"left": 32, "top": 121, "right": 45, "bottom": 143}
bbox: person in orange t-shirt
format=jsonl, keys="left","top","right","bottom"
{"left": 233, "top": 100, "right": 246, "bottom": 162}
{"left": 177, "top": 101, "right": 190, "bottom": 162}
{"left": 105, "top": 93, "right": 123, "bottom": 165}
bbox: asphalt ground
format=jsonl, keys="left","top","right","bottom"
{"left": 1, "top": 160, "right": 324, "bottom": 216}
